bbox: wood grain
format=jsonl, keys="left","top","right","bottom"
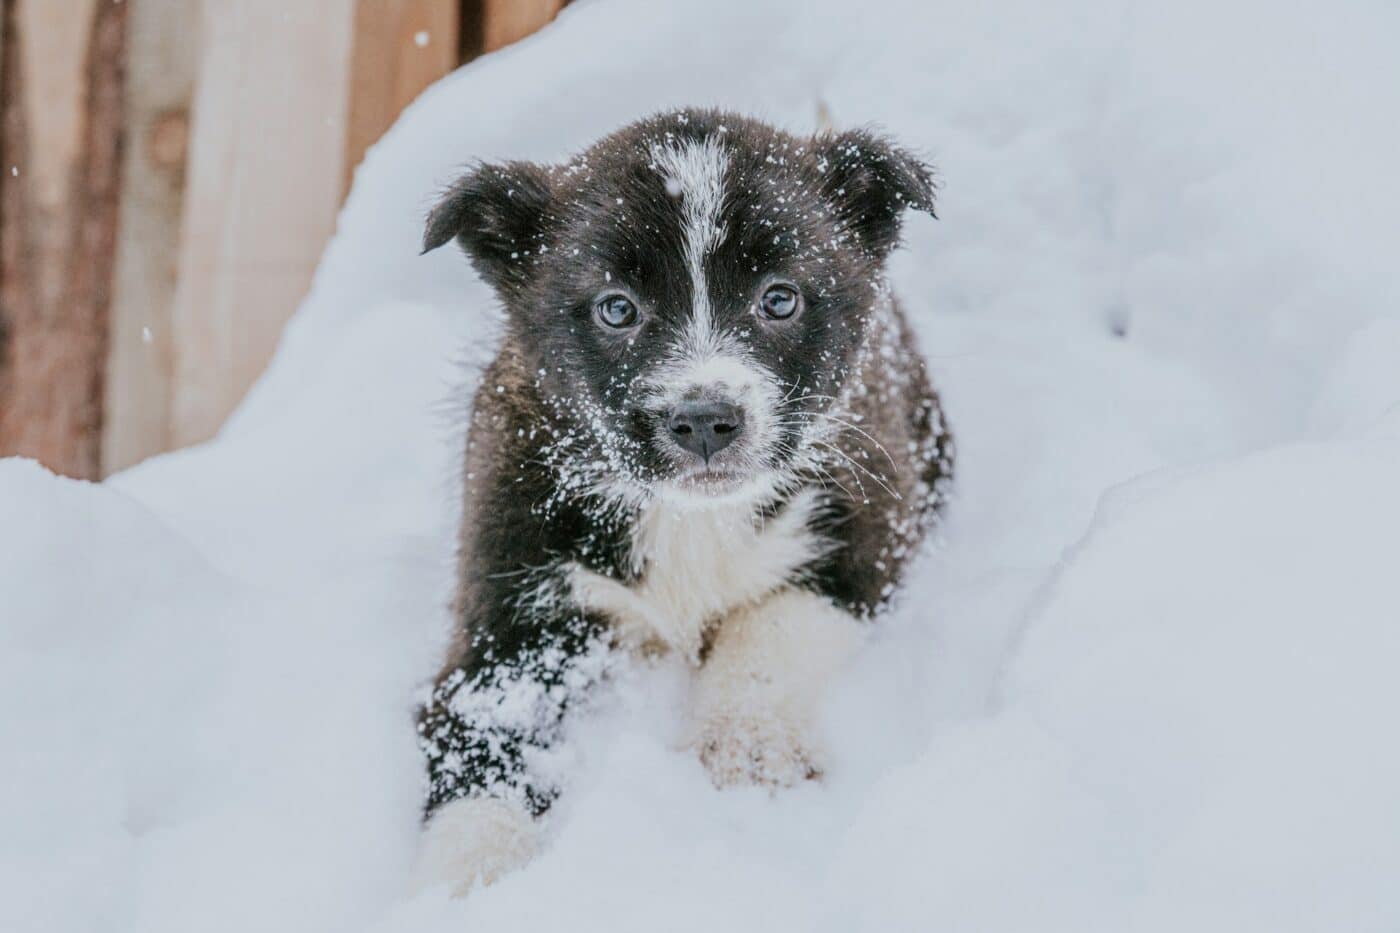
{"left": 344, "top": 0, "right": 459, "bottom": 196}
{"left": 0, "top": 0, "right": 126, "bottom": 479}
{"left": 169, "top": 1, "right": 355, "bottom": 447}
{"left": 101, "top": 0, "right": 200, "bottom": 474}
{"left": 481, "top": 0, "right": 566, "bottom": 53}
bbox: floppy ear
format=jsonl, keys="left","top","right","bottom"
{"left": 814, "top": 128, "right": 936, "bottom": 260}
{"left": 422, "top": 160, "right": 554, "bottom": 295}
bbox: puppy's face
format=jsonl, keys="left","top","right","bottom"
{"left": 425, "top": 110, "right": 934, "bottom": 505}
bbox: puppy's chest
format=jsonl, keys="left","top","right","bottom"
{"left": 568, "top": 490, "right": 828, "bottom": 661}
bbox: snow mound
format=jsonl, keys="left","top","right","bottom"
{"left": 4, "top": 0, "right": 1399, "bottom": 930}
{"left": 845, "top": 434, "right": 1400, "bottom": 932}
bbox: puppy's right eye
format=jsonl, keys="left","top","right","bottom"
{"left": 595, "top": 294, "right": 639, "bottom": 329}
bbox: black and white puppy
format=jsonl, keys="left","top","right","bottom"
{"left": 414, "top": 109, "right": 952, "bottom": 894}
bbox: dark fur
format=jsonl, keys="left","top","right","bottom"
{"left": 417, "top": 110, "right": 953, "bottom": 818}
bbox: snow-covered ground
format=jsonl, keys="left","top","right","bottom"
{"left": 5, "top": 0, "right": 1400, "bottom": 929}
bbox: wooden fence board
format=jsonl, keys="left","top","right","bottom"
{"left": 344, "top": 0, "right": 459, "bottom": 196}
{"left": 481, "top": 0, "right": 566, "bottom": 53}
{"left": 169, "top": 0, "right": 355, "bottom": 448}
{"left": 101, "top": 0, "right": 200, "bottom": 475}
{"left": 0, "top": 0, "right": 126, "bottom": 479}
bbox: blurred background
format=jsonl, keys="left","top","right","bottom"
{"left": 0, "top": 0, "right": 568, "bottom": 480}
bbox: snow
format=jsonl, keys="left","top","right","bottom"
{"left": 4, "top": 0, "right": 1400, "bottom": 930}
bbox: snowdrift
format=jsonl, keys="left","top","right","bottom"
{"left": 4, "top": 1, "right": 1398, "bottom": 930}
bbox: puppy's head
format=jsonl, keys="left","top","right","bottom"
{"left": 425, "top": 109, "right": 934, "bottom": 505}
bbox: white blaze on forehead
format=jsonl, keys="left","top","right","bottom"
{"left": 646, "top": 138, "right": 785, "bottom": 473}
{"left": 651, "top": 137, "right": 728, "bottom": 350}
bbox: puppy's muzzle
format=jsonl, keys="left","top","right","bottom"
{"left": 667, "top": 401, "right": 745, "bottom": 464}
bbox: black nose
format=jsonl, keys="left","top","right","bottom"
{"left": 667, "top": 401, "right": 744, "bottom": 463}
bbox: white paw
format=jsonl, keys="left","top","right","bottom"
{"left": 411, "top": 796, "right": 538, "bottom": 897}
{"left": 687, "top": 589, "right": 862, "bottom": 789}
{"left": 693, "top": 714, "right": 821, "bottom": 789}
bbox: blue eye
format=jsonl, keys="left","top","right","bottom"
{"left": 596, "top": 294, "right": 639, "bottom": 328}
{"left": 759, "top": 283, "right": 801, "bottom": 320}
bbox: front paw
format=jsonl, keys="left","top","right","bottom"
{"left": 411, "top": 796, "right": 538, "bottom": 897}
{"left": 693, "top": 715, "right": 821, "bottom": 789}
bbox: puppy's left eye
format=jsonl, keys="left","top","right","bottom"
{"left": 758, "top": 283, "right": 801, "bottom": 320}
{"left": 595, "top": 294, "right": 639, "bottom": 328}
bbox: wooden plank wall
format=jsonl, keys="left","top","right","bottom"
{"left": 168, "top": 0, "right": 358, "bottom": 449}
{"left": 344, "top": 0, "right": 461, "bottom": 198}
{"left": 0, "top": 0, "right": 568, "bottom": 478}
{"left": 102, "top": 0, "right": 199, "bottom": 473}
{"left": 0, "top": 0, "right": 126, "bottom": 480}
{"left": 479, "top": 0, "right": 567, "bottom": 52}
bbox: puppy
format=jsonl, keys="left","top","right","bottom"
{"left": 414, "top": 109, "right": 953, "bottom": 895}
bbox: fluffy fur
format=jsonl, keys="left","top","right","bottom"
{"left": 412, "top": 796, "right": 538, "bottom": 896}
{"left": 415, "top": 108, "right": 953, "bottom": 892}
{"left": 690, "top": 588, "right": 865, "bottom": 787}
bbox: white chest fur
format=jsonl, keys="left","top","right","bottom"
{"left": 568, "top": 487, "right": 829, "bottom": 663}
